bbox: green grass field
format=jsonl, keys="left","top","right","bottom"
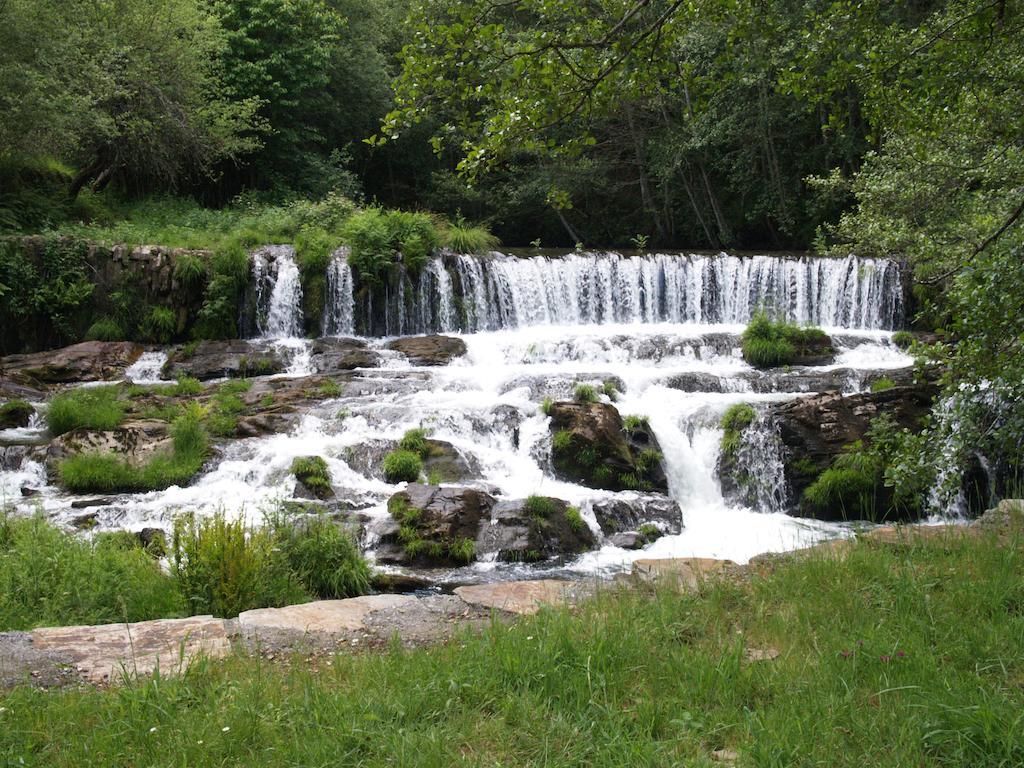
{"left": 2, "top": 530, "right": 1022, "bottom": 766}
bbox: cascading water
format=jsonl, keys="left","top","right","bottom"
{"left": 725, "top": 414, "right": 790, "bottom": 514}
{"left": 332, "top": 251, "right": 905, "bottom": 336}
{"left": 252, "top": 245, "right": 304, "bottom": 339}
{"left": 323, "top": 249, "right": 355, "bottom": 336}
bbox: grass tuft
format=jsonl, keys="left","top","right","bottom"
{"left": 47, "top": 386, "right": 125, "bottom": 436}
{"left": 383, "top": 449, "right": 423, "bottom": 483}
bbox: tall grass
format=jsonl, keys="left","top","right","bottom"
{"left": 0, "top": 512, "right": 183, "bottom": 630}
{"left": 740, "top": 310, "right": 831, "bottom": 368}
{"left": 47, "top": 386, "right": 125, "bottom": 436}
{"left": 441, "top": 216, "right": 499, "bottom": 254}
{"left": 2, "top": 532, "right": 1022, "bottom": 766}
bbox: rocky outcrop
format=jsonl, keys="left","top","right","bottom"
{"left": 385, "top": 335, "right": 467, "bottom": 366}
{"left": 344, "top": 438, "right": 479, "bottom": 483}
{"left": 476, "top": 497, "right": 596, "bottom": 562}
{"left": 310, "top": 338, "right": 380, "bottom": 373}
{"left": 162, "top": 340, "right": 285, "bottom": 380}
{"left": 0, "top": 400, "right": 34, "bottom": 428}
{"left": 591, "top": 494, "right": 682, "bottom": 536}
{"left": 548, "top": 401, "right": 668, "bottom": 493}
{"left": 48, "top": 420, "right": 171, "bottom": 465}
{"left": 379, "top": 484, "right": 495, "bottom": 567}
{"left": 769, "top": 383, "right": 937, "bottom": 501}
{"left": 1, "top": 341, "right": 143, "bottom": 385}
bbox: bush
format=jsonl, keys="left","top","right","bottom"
{"left": 383, "top": 449, "right": 423, "bottom": 483}
{"left": 524, "top": 495, "right": 559, "bottom": 518}
{"left": 574, "top": 383, "right": 598, "bottom": 403}
{"left": 741, "top": 311, "right": 832, "bottom": 368}
{"left": 139, "top": 306, "right": 177, "bottom": 343}
{"left": 171, "top": 512, "right": 308, "bottom": 619}
{"left": 84, "top": 316, "right": 125, "bottom": 342}
{"left": 342, "top": 208, "right": 440, "bottom": 284}
{"left": 0, "top": 399, "right": 34, "bottom": 428}
{"left": 47, "top": 386, "right": 124, "bottom": 435}
{"left": 267, "top": 510, "right": 369, "bottom": 599}
{"left": 0, "top": 513, "right": 183, "bottom": 631}
{"left": 441, "top": 216, "right": 499, "bottom": 254}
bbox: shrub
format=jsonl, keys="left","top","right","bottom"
{"left": 342, "top": 208, "right": 440, "bottom": 284}
{"left": 267, "top": 511, "right": 369, "bottom": 599}
{"left": 383, "top": 449, "right": 423, "bottom": 483}
{"left": 398, "top": 427, "right": 430, "bottom": 456}
{"left": 173, "top": 253, "right": 207, "bottom": 291}
{"left": 171, "top": 512, "right": 308, "bottom": 619}
{"left": 870, "top": 377, "right": 896, "bottom": 392}
{"left": 741, "top": 311, "right": 832, "bottom": 368}
{"left": 173, "top": 376, "right": 203, "bottom": 396}
{"left": 564, "top": 506, "right": 585, "bottom": 532}
{"left": 47, "top": 386, "right": 124, "bottom": 435}
{"left": 441, "top": 216, "right": 499, "bottom": 254}
{"left": 0, "top": 513, "right": 183, "bottom": 631}
{"left": 84, "top": 316, "right": 125, "bottom": 342}
{"left": 891, "top": 330, "right": 914, "bottom": 349}
{"left": 524, "top": 495, "right": 559, "bottom": 518}
{"left": 0, "top": 399, "right": 34, "bottom": 428}
{"left": 573, "top": 383, "right": 598, "bottom": 403}
{"left": 139, "top": 306, "right": 177, "bottom": 343}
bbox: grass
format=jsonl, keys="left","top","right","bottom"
{"left": 2, "top": 532, "right": 1022, "bottom": 765}
{"left": 801, "top": 448, "right": 881, "bottom": 520}
{"left": 623, "top": 414, "right": 649, "bottom": 432}
{"left": 870, "top": 377, "right": 896, "bottom": 392}
{"left": 0, "top": 512, "right": 183, "bottom": 630}
{"left": 383, "top": 449, "right": 423, "bottom": 483}
{"left": 740, "top": 310, "right": 832, "bottom": 368}
{"left": 524, "top": 494, "right": 559, "bottom": 519}
{"left": 564, "top": 506, "right": 585, "bottom": 532}
{"left": 84, "top": 316, "right": 124, "bottom": 341}
{"left": 601, "top": 379, "right": 620, "bottom": 401}
{"left": 720, "top": 403, "right": 757, "bottom": 459}
{"left": 0, "top": 399, "right": 33, "bottom": 428}
{"left": 441, "top": 216, "right": 499, "bottom": 254}
{"left": 57, "top": 409, "right": 209, "bottom": 492}
{"left": 47, "top": 386, "right": 125, "bottom": 436}
{"left": 573, "top": 383, "right": 598, "bottom": 403}
{"left": 540, "top": 396, "right": 554, "bottom": 416}
{"left": 892, "top": 330, "right": 914, "bottom": 349}
{"left": 398, "top": 427, "right": 430, "bottom": 456}
{"left": 317, "top": 379, "right": 342, "bottom": 398}
{"left": 290, "top": 456, "right": 332, "bottom": 498}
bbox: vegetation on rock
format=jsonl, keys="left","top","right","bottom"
{"left": 740, "top": 312, "right": 833, "bottom": 369}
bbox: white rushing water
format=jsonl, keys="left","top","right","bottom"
{"left": 253, "top": 245, "right": 304, "bottom": 340}
{"left": 322, "top": 248, "right": 355, "bottom": 337}
{"left": 1, "top": 319, "right": 914, "bottom": 577}
{"left": 327, "top": 251, "right": 905, "bottom": 336}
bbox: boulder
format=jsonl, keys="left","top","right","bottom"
{"left": 162, "top": 340, "right": 285, "bottom": 381}
{"left": 421, "top": 439, "right": 479, "bottom": 483}
{"left": 379, "top": 484, "right": 495, "bottom": 567}
{"left": 48, "top": 420, "right": 172, "bottom": 465}
{"left": 591, "top": 494, "right": 682, "bottom": 536}
{"left": 0, "top": 400, "right": 34, "bottom": 428}
{"left": 476, "top": 497, "right": 596, "bottom": 562}
{"left": 385, "top": 335, "right": 467, "bottom": 366}
{"left": 1, "top": 341, "right": 143, "bottom": 385}
{"left": 548, "top": 401, "right": 668, "bottom": 493}
{"left": 769, "top": 383, "right": 937, "bottom": 501}
{"left": 310, "top": 337, "right": 380, "bottom": 373}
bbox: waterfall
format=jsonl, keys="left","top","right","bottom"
{"left": 323, "top": 249, "right": 355, "bottom": 336}
{"left": 729, "top": 415, "right": 790, "bottom": 514}
{"left": 351, "top": 251, "right": 904, "bottom": 335}
{"left": 252, "top": 245, "right": 304, "bottom": 339}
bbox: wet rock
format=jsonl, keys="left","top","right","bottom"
{"left": 632, "top": 557, "right": 738, "bottom": 589}
{"left": 310, "top": 337, "right": 380, "bottom": 372}
{"left": 235, "top": 413, "right": 289, "bottom": 438}
{"left": 70, "top": 497, "right": 117, "bottom": 509}
{"left": 607, "top": 531, "right": 646, "bottom": 549}
{"left": 385, "top": 335, "right": 467, "bottom": 366}
{"left": 343, "top": 439, "right": 397, "bottom": 479}
{"left": 591, "top": 495, "right": 682, "bottom": 535}
{"left": 48, "top": 420, "right": 172, "bottom": 465}
{"left": 370, "top": 572, "right": 436, "bottom": 594}
{"left": 548, "top": 401, "right": 668, "bottom": 493}
{"left": 664, "top": 372, "right": 731, "bottom": 393}
{"left": 1, "top": 341, "right": 143, "bottom": 386}
{"left": 770, "top": 383, "right": 937, "bottom": 504}
{"left": 379, "top": 484, "right": 495, "bottom": 567}
{"left": 162, "top": 340, "right": 285, "bottom": 381}
{"left": 0, "top": 400, "right": 34, "bottom": 428}
{"left": 20, "top": 486, "right": 39, "bottom": 497}
{"left": 1, "top": 445, "right": 28, "bottom": 471}
{"left": 70, "top": 512, "right": 99, "bottom": 529}
{"left": 421, "top": 439, "right": 479, "bottom": 483}
{"left": 476, "top": 497, "right": 596, "bottom": 562}
{"left": 136, "top": 528, "right": 167, "bottom": 557}
{"left": 973, "top": 498, "right": 1024, "bottom": 534}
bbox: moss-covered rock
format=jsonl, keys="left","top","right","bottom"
{"left": 0, "top": 399, "right": 34, "bottom": 428}
{"left": 547, "top": 401, "right": 667, "bottom": 492}
{"left": 476, "top": 496, "right": 596, "bottom": 562}
{"left": 291, "top": 455, "right": 334, "bottom": 500}
{"left": 381, "top": 484, "right": 494, "bottom": 567}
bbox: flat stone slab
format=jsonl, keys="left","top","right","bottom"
{"left": 632, "top": 557, "right": 737, "bottom": 589}
{"left": 861, "top": 523, "right": 971, "bottom": 545}
{"left": 31, "top": 616, "right": 229, "bottom": 684}
{"left": 453, "top": 579, "right": 592, "bottom": 615}
{"left": 237, "top": 595, "right": 418, "bottom": 635}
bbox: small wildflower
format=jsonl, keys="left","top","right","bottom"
{"left": 221, "top": 726, "right": 230, "bottom": 733}
{"left": 526, "top": 636, "right": 534, "bottom": 640}
{"left": 149, "top": 727, "right": 158, "bottom": 734}
{"left": 880, "top": 654, "right": 891, "bottom": 663}
{"left": 197, "top": 740, "right": 204, "bottom": 745}
{"left": 839, "top": 649, "right": 852, "bottom": 659}
{"left": 896, "top": 650, "right": 906, "bottom": 658}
